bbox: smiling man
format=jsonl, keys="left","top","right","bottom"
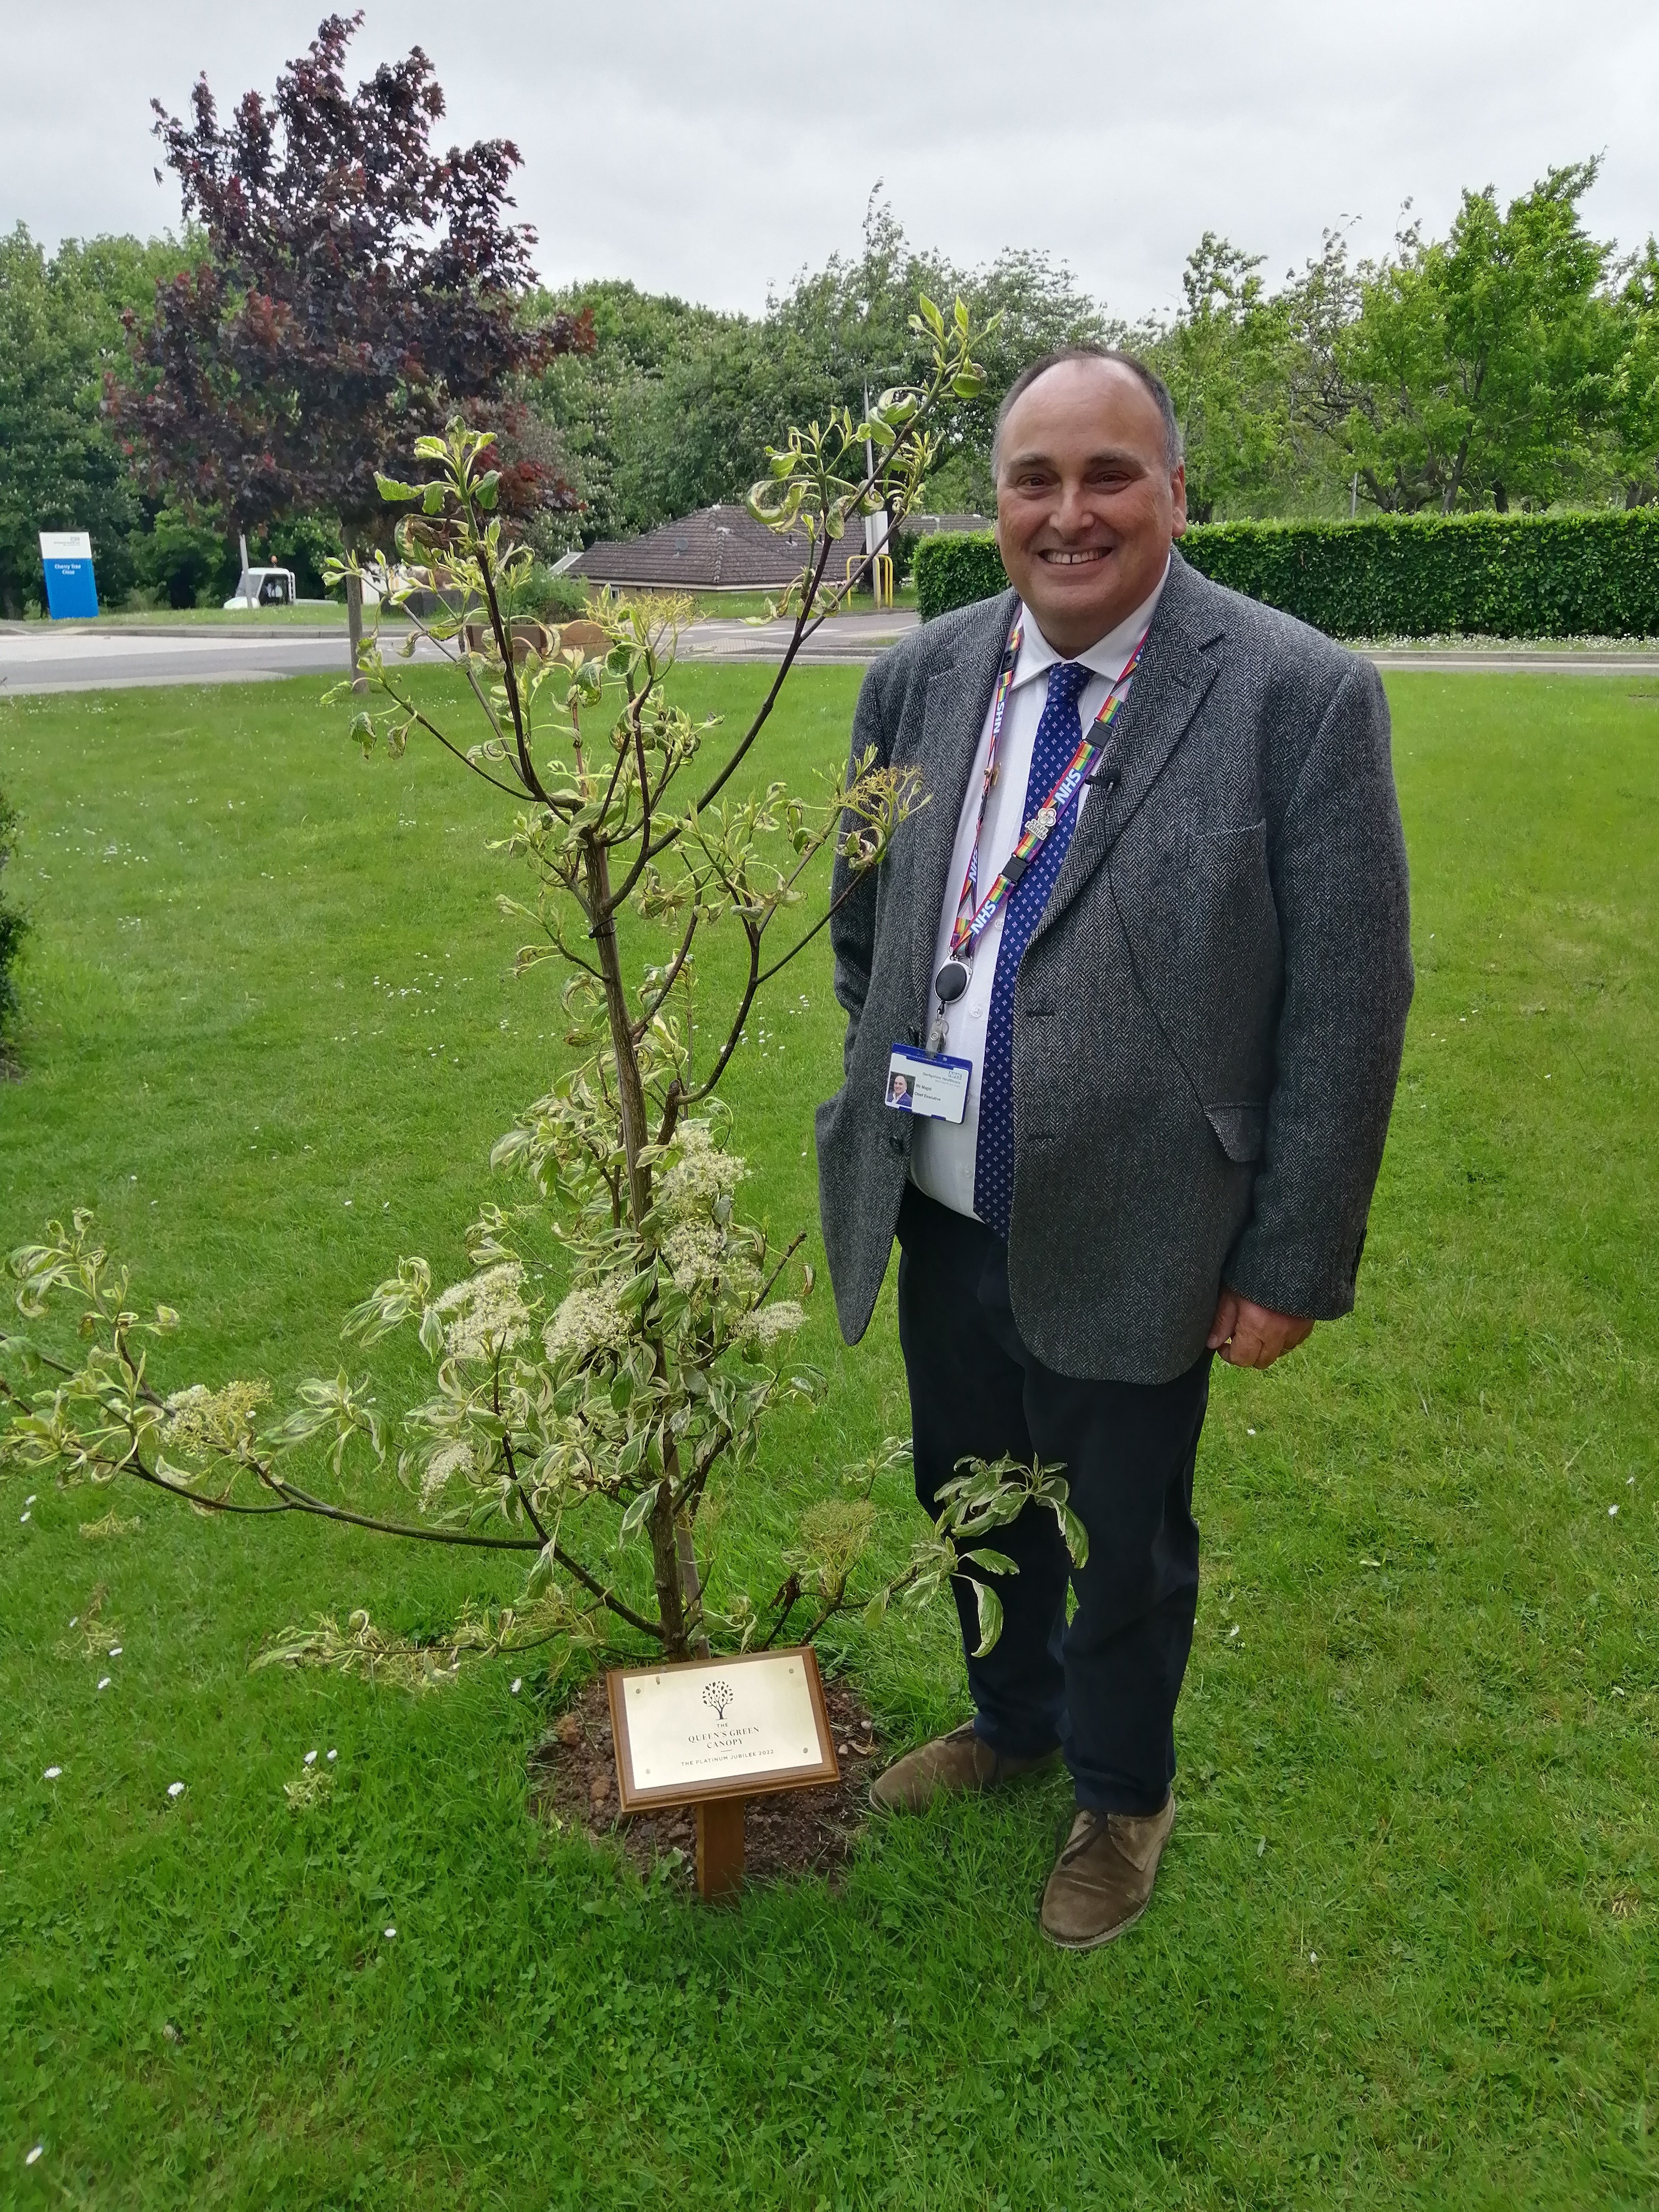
{"left": 815, "top": 347, "right": 1413, "bottom": 1947}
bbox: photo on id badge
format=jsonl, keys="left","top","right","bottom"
{"left": 886, "top": 1044, "right": 971, "bottom": 1124}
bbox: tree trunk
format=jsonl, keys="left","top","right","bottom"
{"left": 584, "top": 836, "right": 652, "bottom": 1227}
{"left": 1492, "top": 483, "right": 1509, "bottom": 513}
{"left": 346, "top": 569, "right": 367, "bottom": 694}
{"left": 582, "top": 829, "right": 703, "bottom": 1655}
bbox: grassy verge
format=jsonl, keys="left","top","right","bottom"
{"left": 41, "top": 584, "right": 920, "bottom": 629}
{"left": 0, "top": 667, "right": 1655, "bottom": 2208}
{"left": 681, "top": 586, "right": 918, "bottom": 620}
{"left": 36, "top": 604, "right": 361, "bottom": 629}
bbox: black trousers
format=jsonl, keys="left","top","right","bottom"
{"left": 895, "top": 1184, "right": 1211, "bottom": 1815}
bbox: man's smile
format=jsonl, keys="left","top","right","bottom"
{"left": 1038, "top": 546, "right": 1112, "bottom": 566}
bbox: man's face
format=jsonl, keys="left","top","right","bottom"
{"left": 995, "top": 359, "right": 1187, "bottom": 656}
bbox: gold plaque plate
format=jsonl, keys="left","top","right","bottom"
{"left": 607, "top": 1646, "right": 839, "bottom": 1812}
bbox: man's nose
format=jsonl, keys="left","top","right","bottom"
{"left": 1051, "top": 479, "right": 1100, "bottom": 537}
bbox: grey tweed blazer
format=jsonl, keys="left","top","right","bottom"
{"left": 814, "top": 549, "right": 1414, "bottom": 1384}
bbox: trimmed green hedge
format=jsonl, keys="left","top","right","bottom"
{"left": 913, "top": 509, "right": 1659, "bottom": 638}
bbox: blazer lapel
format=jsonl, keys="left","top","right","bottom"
{"left": 907, "top": 590, "right": 1019, "bottom": 1008}
{"left": 1033, "top": 555, "right": 1223, "bottom": 947}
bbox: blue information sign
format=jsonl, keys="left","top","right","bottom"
{"left": 39, "top": 531, "right": 99, "bottom": 619}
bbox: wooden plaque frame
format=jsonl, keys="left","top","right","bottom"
{"left": 606, "top": 1645, "right": 839, "bottom": 1816}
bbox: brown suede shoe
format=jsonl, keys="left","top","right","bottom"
{"left": 1039, "top": 1796, "right": 1176, "bottom": 1949}
{"left": 869, "top": 1722, "right": 1060, "bottom": 1814}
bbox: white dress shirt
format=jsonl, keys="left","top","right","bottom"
{"left": 908, "top": 558, "right": 1170, "bottom": 1220}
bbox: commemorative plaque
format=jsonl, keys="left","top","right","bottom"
{"left": 606, "top": 1647, "right": 839, "bottom": 1899}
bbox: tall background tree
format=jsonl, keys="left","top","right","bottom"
{"left": 0, "top": 227, "right": 193, "bottom": 615}
{"left": 523, "top": 197, "right": 1106, "bottom": 550}
{"left": 109, "top": 11, "right": 590, "bottom": 667}
{"left": 1272, "top": 164, "right": 1633, "bottom": 515}
{"left": 1149, "top": 235, "right": 1299, "bottom": 522}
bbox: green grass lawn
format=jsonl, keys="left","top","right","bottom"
{"left": 1, "top": 664, "right": 1656, "bottom": 2210}
{"left": 34, "top": 604, "right": 366, "bottom": 629}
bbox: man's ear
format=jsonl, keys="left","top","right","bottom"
{"left": 1170, "top": 461, "right": 1188, "bottom": 540}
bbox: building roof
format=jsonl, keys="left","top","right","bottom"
{"left": 571, "top": 504, "right": 874, "bottom": 592}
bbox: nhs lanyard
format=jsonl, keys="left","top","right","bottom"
{"left": 939, "top": 621, "right": 1147, "bottom": 991}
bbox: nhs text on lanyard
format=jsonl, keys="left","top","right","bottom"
{"left": 884, "top": 618, "right": 1148, "bottom": 1125}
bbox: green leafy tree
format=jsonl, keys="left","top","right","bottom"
{"left": 1306, "top": 165, "right": 1621, "bottom": 512}
{"left": 524, "top": 199, "right": 1108, "bottom": 547}
{"left": 769, "top": 199, "right": 1108, "bottom": 518}
{"left": 1149, "top": 235, "right": 1300, "bottom": 522}
{"left": 520, "top": 280, "right": 751, "bottom": 545}
{"left": 0, "top": 225, "right": 193, "bottom": 615}
{"left": 1604, "top": 238, "right": 1659, "bottom": 505}
{"left": 1, "top": 301, "right": 1086, "bottom": 1683}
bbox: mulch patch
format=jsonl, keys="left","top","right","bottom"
{"left": 527, "top": 1670, "right": 884, "bottom": 1891}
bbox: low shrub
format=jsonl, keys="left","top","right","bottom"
{"left": 0, "top": 788, "right": 28, "bottom": 1050}
{"left": 501, "top": 562, "right": 588, "bottom": 622}
{"left": 914, "top": 509, "right": 1659, "bottom": 638}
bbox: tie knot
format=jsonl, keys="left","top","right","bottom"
{"left": 1047, "top": 661, "right": 1090, "bottom": 709}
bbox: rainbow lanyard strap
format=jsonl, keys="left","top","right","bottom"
{"left": 944, "top": 618, "right": 1147, "bottom": 973}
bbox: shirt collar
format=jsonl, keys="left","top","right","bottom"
{"left": 1011, "top": 553, "right": 1171, "bottom": 690}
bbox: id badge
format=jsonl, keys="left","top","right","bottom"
{"left": 886, "top": 1043, "right": 971, "bottom": 1124}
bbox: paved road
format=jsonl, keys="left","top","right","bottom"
{"left": 679, "top": 609, "right": 919, "bottom": 665}
{"left": 6, "top": 614, "right": 1659, "bottom": 697}
{"left": 0, "top": 613, "right": 907, "bottom": 695}
{"left": 1366, "top": 649, "right": 1659, "bottom": 675}
{"left": 0, "top": 622, "right": 429, "bottom": 695}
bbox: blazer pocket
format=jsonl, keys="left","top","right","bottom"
{"left": 1204, "top": 1101, "right": 1266, "bottom": 1163}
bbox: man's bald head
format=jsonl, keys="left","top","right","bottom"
{"left": 992, "top": 347, "right": 1183, "bottom": 479}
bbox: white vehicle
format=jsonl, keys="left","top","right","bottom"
{"left": 223, "top": 566, "right": 297, "bottom": 610}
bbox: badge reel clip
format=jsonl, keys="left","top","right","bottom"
{"left": 927, "top": 957, "right": 970, "bottom": 1055}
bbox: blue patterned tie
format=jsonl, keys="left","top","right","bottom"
{"left": 972, "top": 660, "right": 1092, "bottom": 1239}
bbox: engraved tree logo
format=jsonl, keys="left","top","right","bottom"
{"left": 702, "top": 1679, "right": 734, "bottom": 1723}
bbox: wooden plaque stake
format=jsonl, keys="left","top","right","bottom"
{"left": 694, "top": 1795, "right": 747, "bottom": 1901}
{"left": 606, "top": 1647, "right": 839, "bottom": 1904}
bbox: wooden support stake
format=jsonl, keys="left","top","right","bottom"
{"left": 695, "top": 1796, "right": 746, "bottom": 1901}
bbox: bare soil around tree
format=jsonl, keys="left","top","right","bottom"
{"left": 527, "top": 1670, "right": 884, "bottom": 1890}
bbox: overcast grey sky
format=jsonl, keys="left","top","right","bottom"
{"left": 6, "top": 1, "right": 1657, "bottom": 321}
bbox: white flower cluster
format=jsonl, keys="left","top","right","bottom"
{"left": 661, "top": 1219, "right": 750, "bottom": 1295}
{"left": 742, "top": 1300, "right": 805, "bottom": 1350}
{"left": 542, "top": 1283, "right": 632, "bottom": 1367}
{"left": 162, "top": 1379, "right": 270, "bottom": 1454}
{"left": 432, "top": 1263, "right": 530, "bottom": 1361}
{"left": 419, "top": 1438, "right": 476, "bottom": 1509}
{"left": 655, "top": 1122, "right": 745, "bottom": 1222}
{"left": 653, "top": 1124, "right": 757, "bottom": 1297}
